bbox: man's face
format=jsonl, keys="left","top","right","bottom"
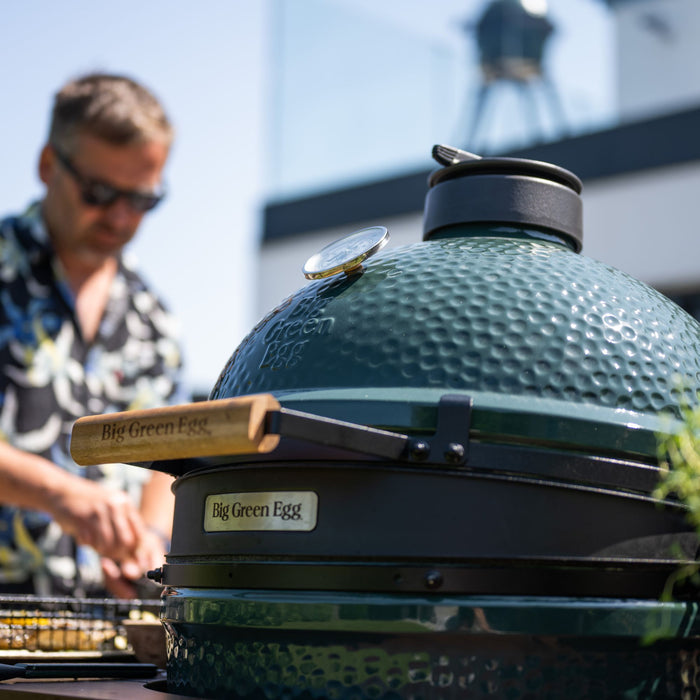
{"left": 40, "top": 132, "right": 169, "bottom": 267}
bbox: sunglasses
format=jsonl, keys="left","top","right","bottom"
{"left": 53, "top": 147, "right": 165, "bottom": 213}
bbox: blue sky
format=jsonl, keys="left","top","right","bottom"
{"left": 0, "top": 0, "right": 613, "bottom": 395}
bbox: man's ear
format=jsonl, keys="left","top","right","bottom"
{"left": 38, "top": 144, "right": 55, "bottom": 185}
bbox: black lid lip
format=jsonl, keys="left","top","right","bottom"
{"left": 428, "top": 156, "right": 583, "bottom": 194}
{"left": 423, "top": 170, "right": 584, "bottom": 251}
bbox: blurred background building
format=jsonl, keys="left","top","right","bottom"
{"left": 260, "top": 0, "right": 700, "bottom": 334}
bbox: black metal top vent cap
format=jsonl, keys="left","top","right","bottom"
{"left": 423, "top": 144, "right": 583, "bottom": 252}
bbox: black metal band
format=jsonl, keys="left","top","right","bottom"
{"left": 423, "top": 174, "right": 583, "bottom": 251}
{"left": 160, "top": 557, "right": 693, "bottom": 599}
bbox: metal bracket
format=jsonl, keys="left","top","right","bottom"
{"left": 407, "top": 394, "right": 472, "bottom": 467}
{"left": 266, "top": 393, "right": 473, "bottom": 467}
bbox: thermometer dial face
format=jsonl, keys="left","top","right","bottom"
{"left": 303, "top": 226, "right": 389, "bottom": 280}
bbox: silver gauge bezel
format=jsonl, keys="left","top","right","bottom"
{"left": 303, "top": 226, "right": 389, "bottom": 280}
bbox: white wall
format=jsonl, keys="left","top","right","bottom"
{"left": 583, "top": 162, "right": 700, "bottom": 291}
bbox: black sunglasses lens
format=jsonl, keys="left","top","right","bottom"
{"left": 127, "top": 193, "right": 162, "bottom": 213}
{"left": 57, "top": 149, "right": 163, "bottom": 212}
{"left": 81, "top": 185, "right": 162, "bottom": 212}
{"left": 81, "top": 182, "right": 119, "bottom": 208}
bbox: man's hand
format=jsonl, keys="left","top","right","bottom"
{"left": 100, "top": 528, "right": 167, "bottom": 598}
{"left": 50, "top": 477, "right": 147, "bottom": 564}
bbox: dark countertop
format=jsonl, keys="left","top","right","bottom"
{"left": 0, "top": 674, "right": 201, "bottom": 699}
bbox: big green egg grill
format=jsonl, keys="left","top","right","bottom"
{"left": 72, "top": 145, "right": 700, "bottom": 698}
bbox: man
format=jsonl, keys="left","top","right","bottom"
{"left": 0, "top": 73, "right": 183, "bottom": 598}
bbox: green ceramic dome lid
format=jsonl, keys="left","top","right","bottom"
{"left": 210, "top": 232, "right": 700, "bottom": 458}
{"left": 210, "top": 147, "right": 700, "bottom": 459}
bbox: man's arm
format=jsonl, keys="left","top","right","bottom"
{"left": 139, "top": 470, "right": 175, "bottom": 542}
{"left": 0, "top": 439, "right": 149, "bottom": 570}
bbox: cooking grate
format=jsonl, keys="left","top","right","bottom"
{"left": 0, "top": 595, "right": 160, "bottom": 655}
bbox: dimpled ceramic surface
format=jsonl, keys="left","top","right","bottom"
{"left": 163, "top": 590, "right": 700, "bottom": 699}
{"left": 211, "top": 230, "right": 700, "bottom": 424}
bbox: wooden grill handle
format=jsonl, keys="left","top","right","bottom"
{"left": 70, "top": 394, "right": 281, "bottom": 465}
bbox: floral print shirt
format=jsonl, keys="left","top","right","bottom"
{"left": 0, "top": 203, "right": 183, "bottom": 595}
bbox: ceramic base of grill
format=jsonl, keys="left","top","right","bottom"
{"left": 162, "top": 588, "right": 700, "bottom": 699}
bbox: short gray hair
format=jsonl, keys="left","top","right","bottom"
{"left": 49, "top": 72, "right": 174, "bottom": 153}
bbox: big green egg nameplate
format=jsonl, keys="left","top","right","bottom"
{"left": 204, "top": 491, "right": 318, "bottom": 532}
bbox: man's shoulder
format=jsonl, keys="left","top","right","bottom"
{"left": 0, "top": 203, "right": 47, "bottom": 249}
{"left": 0, "top": 212, "right": 27, "bottom": 238}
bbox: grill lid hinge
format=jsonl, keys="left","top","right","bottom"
{"left": 266, "top": 393, "right": 473, "bottom": 467}
{"left": 408, "top": 394, "right": 472, "bottom": 467}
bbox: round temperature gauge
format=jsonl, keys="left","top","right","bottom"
{"left": 303, "top": 226, "right": 389, "bottom": 280}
